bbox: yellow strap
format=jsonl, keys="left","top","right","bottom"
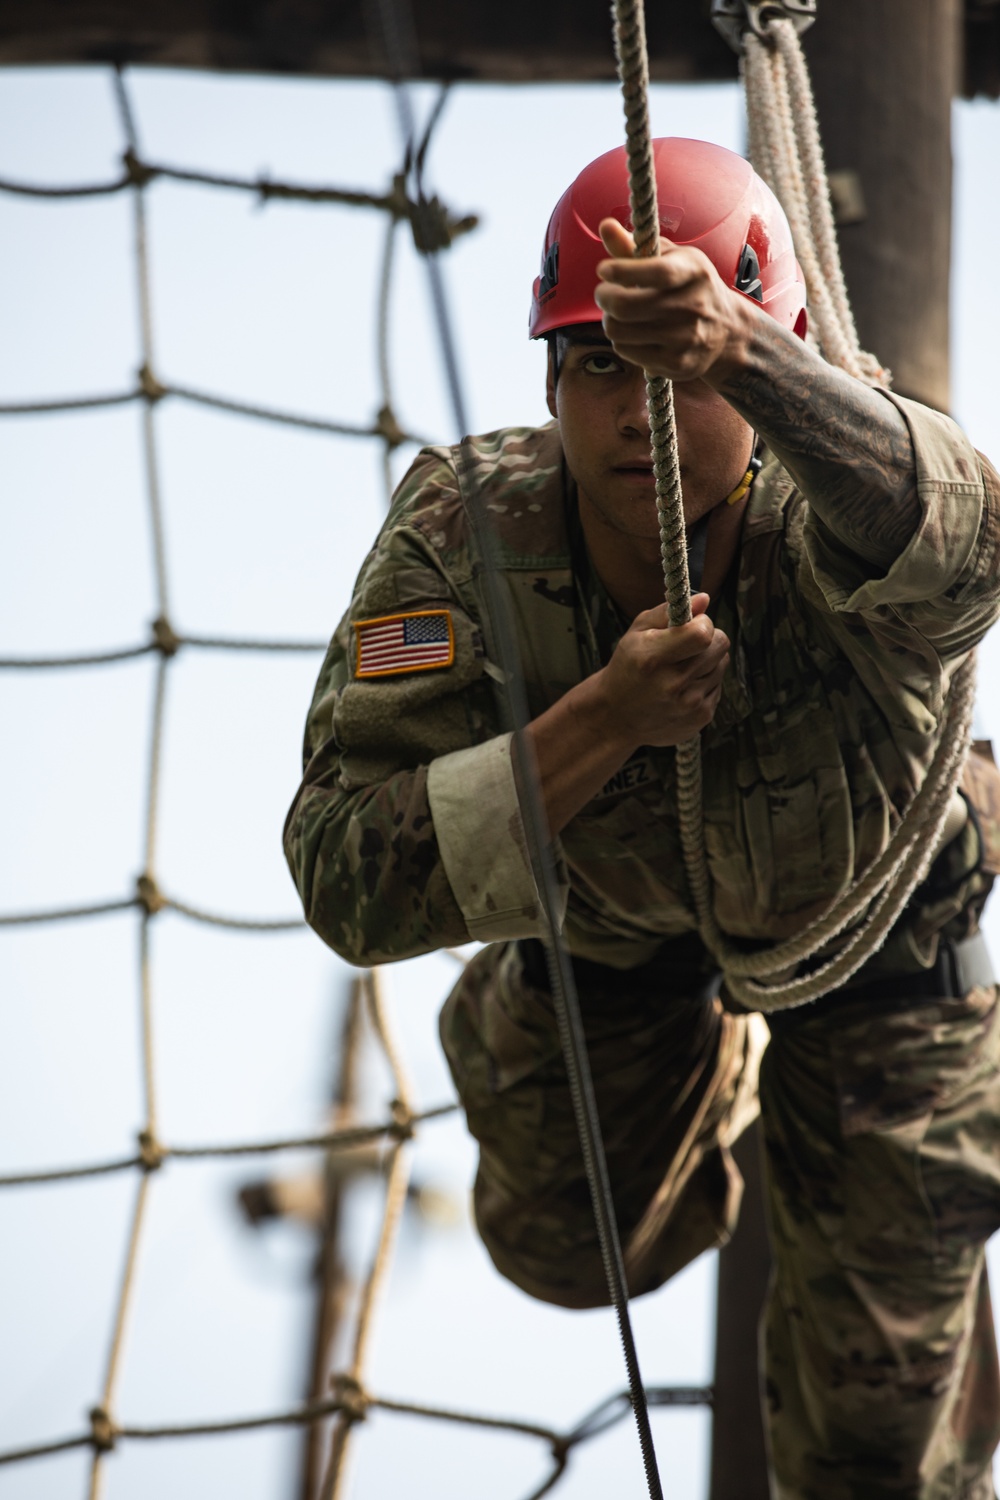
{"left": 725, "top": 466, "right": 756, "bottom": 506}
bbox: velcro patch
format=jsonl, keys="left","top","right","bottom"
{"left": 353, "top": 609, "right": 455, "bottom": 679}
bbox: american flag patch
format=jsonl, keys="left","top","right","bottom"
{"left": 353, "top": 609, "right": 455, "bottom": 679}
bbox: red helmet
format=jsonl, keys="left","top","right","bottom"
{"left": 529, "top": 137, "right": 807, "bottom": 340}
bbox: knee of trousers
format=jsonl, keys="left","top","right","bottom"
{"left": 439, "top": 941, "right": 766, "bottom": 1309}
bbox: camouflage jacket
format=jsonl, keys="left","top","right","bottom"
{"left": 284, "top": 391, "right": 1000, "bottom": 971}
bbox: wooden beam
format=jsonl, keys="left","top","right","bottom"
{"left": 0, "top": 0, "right": 995, "bottom": 95}
{"left": 0, "top": 0, "right": 737, "bottom": 82}
{"left": 804, "top": 0, "right": 960, "bottom": 408}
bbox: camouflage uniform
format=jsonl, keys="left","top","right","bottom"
{"left": 285, "top": 390, "right": 1000, "bottom": 1498}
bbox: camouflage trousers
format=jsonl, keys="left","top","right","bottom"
{"left": 440, "top": 937, "right": 1000, "bottom": 1499}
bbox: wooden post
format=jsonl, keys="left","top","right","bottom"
{"left": 804, "top": 0, "right": 961, "bottom": 410}
{"left": 712, "top": 11, "right": 960, "bottom": 1493}
{"left": 297, "top": 978, "right": 365, "bottom": 1500}
{"left": 709, "top": 1120, "right": 772, "bottom": 1500}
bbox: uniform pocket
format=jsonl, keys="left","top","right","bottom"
{"left": 829, "top": 986, "right": 1000, "bottom": 1140}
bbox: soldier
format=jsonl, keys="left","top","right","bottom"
{"left": 285, "top": 138, "right": 1000, "bottom": 1498}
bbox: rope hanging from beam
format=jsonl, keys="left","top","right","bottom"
{"left": 612, "top": 0, "right": 976, "bottom": 1013}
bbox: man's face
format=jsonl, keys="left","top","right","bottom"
{"left": 546, "top": 328, "right": 754, "bottom": 547}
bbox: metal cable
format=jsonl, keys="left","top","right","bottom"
{"left": 411, "top": 3, "right": 663, "bottom": 1493}
{"left": 363, "top": 2, "right": 665, "bottom": 1496}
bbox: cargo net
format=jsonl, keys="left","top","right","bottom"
{"left": 0, "top": 67, "right": 710, "bottom": 1500}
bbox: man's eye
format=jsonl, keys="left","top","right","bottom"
{"left": 581, "top": 354, "right": 621, "bottom": 375}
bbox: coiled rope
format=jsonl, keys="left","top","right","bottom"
{"left": 611, "top": 1, "right": 976, "bottom": 1012}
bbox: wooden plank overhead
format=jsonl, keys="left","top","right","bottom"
{"left": 1, "top": 0, "right": 997, "bottom": 98}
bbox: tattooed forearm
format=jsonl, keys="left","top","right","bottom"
{"left": 716, "top": 319, "right": 921, "bottom": 569}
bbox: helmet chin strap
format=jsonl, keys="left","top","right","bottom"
{"left": 687, "top": 449, "right": 762, "bottom": 591}
{"left": 724, "top": 449, "right": 762, "bottom": 507}
{"left": 684, "top": 510, "right": 711, "bottom": 593}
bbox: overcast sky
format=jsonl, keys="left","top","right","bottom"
{"left": 1, "top": 62, "right": 999, "bottom": 1500}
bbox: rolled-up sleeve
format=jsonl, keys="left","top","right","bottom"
{"left": 284, "top": 441, "right": 569, "bottom": 963}
{"left": 427, "top": 735, "right": 568, "bottom": 943}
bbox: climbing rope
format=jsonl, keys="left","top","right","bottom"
{"left": 613, "top": 0, "right": 691, "bottom": 629}
{"left": 614, "top": 0, "right": 977, "bottom": 1012}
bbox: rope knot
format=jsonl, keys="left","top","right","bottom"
{"left": 374, "top": 404, "right": 407, "bottom": 451}
{"left": 138, "top": 1129, "right": 166, "bottom": 1172}
{"left": 138, "top": 363, "right": 166, "bottom": 403}
{"left": 151, "top": 615, "right": 181, "bottom": 657}
{"left": 408, "top": 194, "right": 453, "bottom": 255}
{"left": 136, "top": 872, "right": 166, "bottom": 916}
{"left": 331, "top": 1374, "right": 370, "bottom": 1424}
{"left": 388, "top": 1100, "right": 415, "bottom": 1142}
{"left": 388, "top": 173, "right": 411, "bottom": 221}
{"left": 89, "top": 1406, "right": 117, "bottom": 1452}
{"left": 122, "top": 149, "right": 156, "bottom": 189}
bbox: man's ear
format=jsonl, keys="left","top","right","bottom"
{"left": 545, "top": 341, "right": 558, "bottom": 420}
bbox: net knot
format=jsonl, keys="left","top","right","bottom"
{"left": 374, "top": 404, "right": 407, "bottom": 451}
{"left": 151, "top": 615, "right": 181, "bottom": 657}
{"left": 138, "top": 1129, "right": 166, "bottom": 1172}
{"left": 89, "top": 1407, "right": 117, "bottom": 1453}
{"left": 388, "top": 1099, "right": 415, "bottom": 1142}
{"left": 388, "top": 173, "right": 477, "bottom": 252}
{"left": 408, "top": 193, "right": 453, "bottom": 255}
{"left": 388, "top": 173, "right": 411, "bottom": 221}
{"left": 136, "top": 872, "right": 166, "bottom": 916}
{"left": 331, "top": 1373, "right": 370, "bottom": 1424}
{"left": 138, "top": 363, "right": 166, "bottom": 403}
{"left": 122, "top": 149, "right": 156, "bottom": 189}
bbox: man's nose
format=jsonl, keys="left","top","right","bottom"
{"left": 616, "top": 369, "right": 651, "bottom": 437}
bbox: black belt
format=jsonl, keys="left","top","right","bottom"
{"left": 517, "top": 933, "right": 723, "bottom": 1008}
{"left": 519, "top": 930, "right": 994, "bottom": 1019}
{"left": 765, "top": 931, "right": 996, "bottom": 1031}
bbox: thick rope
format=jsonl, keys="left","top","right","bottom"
{"left": 0, "top": 159, "right": 479, "bottom": 243}
{"left": 320, "top": 972, "right": 415, "bottom": 1500}
{"left": 0, "top": 1382, "right": 710, "bottom": 1497}
{"left": 0, "top": 1106, "right": 459, "bottom": 1188}
{"left": 744, "top": 21, "right": 885, "bottom": 384}
{"left": 0, "top": 377, "right": 424, "bottom": 446}
{"left": 613, "top": 0, "right": 691, "bottom": 629}
{"left": 614, "top": 1, "right": 977, "bottom": 1012}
